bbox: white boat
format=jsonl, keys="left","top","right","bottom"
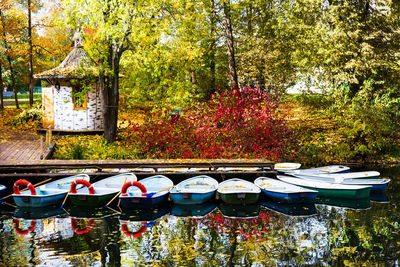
{"left": 293, "top": 171, "right": 380, "bottom": 180}
{"left": 254, "top": 177, "right": 317, "bottom": 203}
{"left": 274, "top": 163, "right": 301, "bottom": 171}
{"left": 293, "top": 173, "right": 388, "bottom": 190}
{"left": 277, "top": 175, "right": 371, "bottom": 199}
{"left": 284, "top": 165, "right": 350, "bottom": 175}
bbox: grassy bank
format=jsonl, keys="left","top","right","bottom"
{"left": 2, "top": 92, "right": 399, "bottom": 165}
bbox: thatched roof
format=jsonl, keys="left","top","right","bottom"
{"left": 35, "top": 32, "right": 96, "bottom": 79}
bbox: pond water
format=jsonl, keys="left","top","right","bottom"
{"left": 0, "top": 166, "right": 399, "bottom": 266}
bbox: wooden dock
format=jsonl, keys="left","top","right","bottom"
{"left": 0, "top": 141, "right": 53, "bottom": 161}
{"left": 0, "top": 159, "right": 275, "bottom": 182}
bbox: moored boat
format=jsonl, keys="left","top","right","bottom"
{"left": 170, "top": 175, "right": 218, "bottom": 205}
{"left": 0, "top": 184, "right": 6, "bottom": 199}
{"left": 12, "top": 174, "right": 90, "bottom": 208}
{"left": 119, "top": 175, "right": 173, "bottom": 209}
{"left": 217, "top": 178, "right": 261, "bottom": 205}
{"left": 277, "top": 175, "right": 371, "bottom": 199}
{"left": 293, "top": 170, "right": 381, "bottom": 180}
{"left": 285, "top": 165, "right": 350, "bottom": 175}
{"left": 274, "top": 163, "right": 301, "bottom": 171}
{"left": 68, "top": 173, "right": 136, "bottom": 207}
{"left": 254, "top": 177, "right": 317, "bottom": 203}
{"left": 293, "top": 174, "right": 389, "bottom": 191}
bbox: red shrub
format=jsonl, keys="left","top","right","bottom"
{"left": 126, "top": 88, "right": 295, "bottom": 160}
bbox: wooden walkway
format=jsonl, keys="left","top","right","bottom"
{"left": 0, "top": 141, "right": 53, "bottom": 161}
{"left": 0, "top": 159, "right": 274, "bottom": 171}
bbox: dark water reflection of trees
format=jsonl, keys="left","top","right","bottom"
{"left": 0, "top": 166, "right": 398, "bottom": 266}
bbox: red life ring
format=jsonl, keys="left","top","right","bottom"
{"left": 121, "top": 221, "right": 147, "bottom": 238}
{"left": 13, "top": 219, "right": 36, "bottom": 236}
{"left": 71, "top": 218, "right": 95, "bottom": 235}
{"left": 70, "top": 179, "right": 95, "bottom": 194}
{"left": 13, "top": 179, "right": 36, "bottom": 195}
{"left": 120, "top": 181, "right": 147, "bottom": 196}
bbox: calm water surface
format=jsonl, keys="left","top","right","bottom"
{"left": 0, "top": 166, "right": 399, "bottom": 266}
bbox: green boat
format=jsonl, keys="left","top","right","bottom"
{"left": 217, "top": 178, "right": 261, "bottom": 205}
{"left": 68, "top": 173, "right": 137, "bottom": 207}
{"left": 277, "top": 175, "right": 371, "bottom": 199}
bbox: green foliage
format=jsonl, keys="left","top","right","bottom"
{"left": 53, "top": 135, "right": 141, "bottom": 160}
{"left": 8, "top": 104, "right": 42, "bottom": 126}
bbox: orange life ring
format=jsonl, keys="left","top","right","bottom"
{"left": 71, "top": 218, "right": 95, "bottom": 235}
{"left": 13, "top": 179, "right": 36, "bottom": 195}
{"left": 121, "top": 221, "right": 147, "bottom": 238}
{"left": 120, "top": 181, "right": 147, "bottom": 196}
{"left": 70, "top": 179, "right": 95, "bottom": 194}
{"left": 13, "top": 219, "right": 36, "bottom": 236}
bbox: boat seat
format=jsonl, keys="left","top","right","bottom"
{"left": 38, "top": 188, "right": 66, "bottom": 194}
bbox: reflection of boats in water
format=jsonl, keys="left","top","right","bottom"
{"left": 12, "top": 205, "right": 66, "bottom": 236}
{"left": 120, "top": 203, "right": 171, "bottom": 222}
{"left": 316, "top": 197, "right": 371, "bottom": 210}
{"left": 260, "top": 201, "right": 317, "bottom": 217}
{"left": 171, "top": 202, "right": 217, "bottom": 218}
{"left": 218, "top": 203, "right": 260, "bottom": 218}
{"left": 14, "top": 205, "right": 65, "bottom": 220}
{"left": 68, "top": 207, "right": 119, "bottom": 235}
{"left": 370, "top": 191, "right": 389, "bottom": 203}
{"left": 120, "top": 204, "right": 171, "bottom": 238}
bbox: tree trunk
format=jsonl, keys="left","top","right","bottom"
{"left": 101, "top": 44, "right": 121, "bottom": 143}
{"left": 28, "top": 0, "right": 34, "bottom": 107}
{"left": 0, "top": 63, "right": 3, "bottom": 110}
{"left": 191, "top": 69, "right": 197, "bottom": 85}
{"left": 0, "top": 10, "right": 19, "bottom": 109}
{"left": 223, "top": 0, "right": 238, "bottom": 89}
{"left": 209, "top": 0, "right": 216, "bottom": 93}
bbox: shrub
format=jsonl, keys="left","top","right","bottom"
{"left": 126, "top": 88, "right": 296, "bottom": 160}
{"left": 8, "top": 104, "right": 42, "bottom": 126}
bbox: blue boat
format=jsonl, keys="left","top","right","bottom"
{"left": 119, "top": 175, "right": 173, "bottom": 209}
{"left": 0, "top": 184, "right": 6, "bottom": 199}
{"left": 254, "top": 177, "right": 317, "bottom": 203}
{"left": 170, "top": 175, "right": 218, "bottom": 205}
{"left": 12, "top": 174, "right": 90, "bottom": 208}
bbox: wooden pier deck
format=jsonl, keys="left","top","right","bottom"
{"left": 0, "top": 141, "right": 53, "bottom": 161}
{"left": 0, "top": 159, "right": 275, "bottom": 182}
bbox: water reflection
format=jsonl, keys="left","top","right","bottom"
{"left": 0, "top": 167, "right": 398, "bottom": 265}
{"left": 316, "top": 197, "right": 371, "bottom": 210}
{"left": 261, "top": 201, "right": 318, "bottom": 216}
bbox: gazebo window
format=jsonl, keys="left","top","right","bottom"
{"left": 72, "top": 86, "right": 87, "bottom": 110}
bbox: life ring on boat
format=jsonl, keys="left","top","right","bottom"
{"left": 71, "top": 218, "right": 95, "bottom": 235}
{"left": 13, "top": 219, "right": 36, "bottom": 236}
{"left": 70, "top": 179, "right": 95, "bottom": 194}
{"left": 120, "top": 181, "right": 147, "bottom": 196}
{"left": 13, "top": 179, "right": 36, "bottom": 195}
{"left": 120, "top": 221, "right": 147, "bottom": 238}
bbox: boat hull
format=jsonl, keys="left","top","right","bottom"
{"left": 120, "top": 193, "right": 170, "bottom": 209}
{"left": 13, "top": 192, "right": 68, "bottom": 208}
{"left": 219, "top": 192, "right": 259, "bottom": 205}
{"left": 170, "top": 191, "right": 215, "bottom": 205}
{"left": 305, "top": 186, "right": 371, "bottom": 199}
{"left": 260, "top": 188, "right": 317, "bottom": 204}
{"left": 69, "top": 192, "right": 117, "bottom": 207}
